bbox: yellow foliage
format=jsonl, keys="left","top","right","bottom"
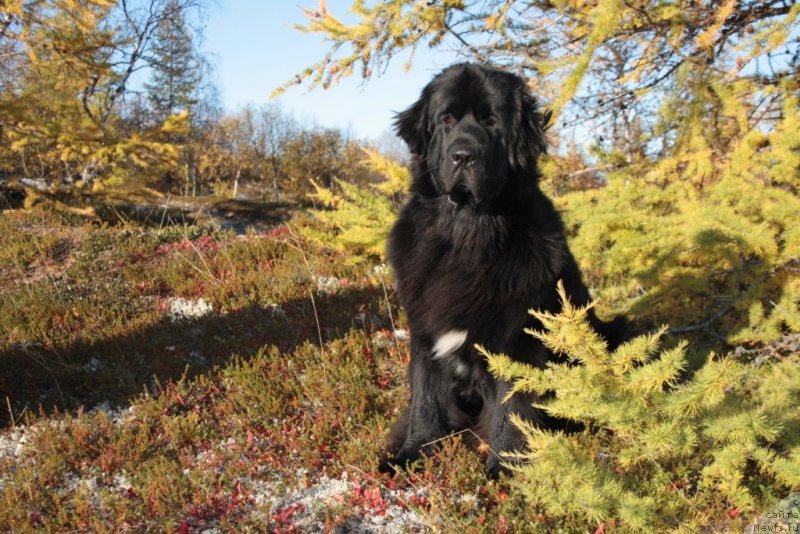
{"left": 560, "top": 80, "right": 800, "bottom": 345}
{"left": 361, "top": 148, "right": 411, "bottom": 196}
{"left": 300, "top": 150, "right": 409, "bottom": 262}
{"left": 483, "top": 287, "right": 800, "bottom": 529}
{"left": 275, "top": 0, "right": 459, "bottom": 96}
{"left": 695, "top": 0, "right": 736, "bottom": 49}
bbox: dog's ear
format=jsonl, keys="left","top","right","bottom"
{"left": 511, "top": 90, "right": 550, "bottom": 172}
{"left": 393, "top": 91, "right": 429, "bottom": 156}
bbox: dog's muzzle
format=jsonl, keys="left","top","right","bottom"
{"left": 447, "top": 183, "right": 473, "bottom": 205}
{"left": 446, "top": 145, "right": 482, "bottom": 205}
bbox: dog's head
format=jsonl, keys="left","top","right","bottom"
{"left": 394, "top": 63, "right": 549, "bottom": 207}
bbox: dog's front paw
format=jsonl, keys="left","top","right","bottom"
{"left": 378, "top": 448, "right": 422, "bottom": 475}
{"left": 484, "top": 455, "right": 512, "bottom": 480}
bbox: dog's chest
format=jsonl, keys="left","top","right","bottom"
{"left": 416, "top": 246, "right": 523, "bottom": 325}
{"left": 394, "top": 213, "right": 559, "bottom": 335}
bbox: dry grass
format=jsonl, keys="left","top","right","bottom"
{"left": 0, "top": 205, "right": 536, "bottom": 532}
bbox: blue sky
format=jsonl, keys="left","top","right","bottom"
{"left": 204, "top": 1, "right": 459, "bottom": 141}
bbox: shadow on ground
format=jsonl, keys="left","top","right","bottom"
{"left": 95, "top": 197, "right": 297, "bottom": 235}
{"left": 0, "top": 180, "right": 298, "bottom": 235}
{"left": 0, "top": 286, "right": 391, "bottom": 428}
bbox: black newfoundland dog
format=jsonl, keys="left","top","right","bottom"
{"left": 381, "top": 63, "right": 624, "bottom": 478}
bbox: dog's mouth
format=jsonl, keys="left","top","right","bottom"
{"left": 447, "top": 183, "right": 474, "bottom": 206}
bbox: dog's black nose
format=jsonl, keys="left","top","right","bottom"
{"left": 451, "top": 148, "right": 476, "bottom": 166}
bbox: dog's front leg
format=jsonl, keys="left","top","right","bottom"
{"left": 380, "top": 339, "right": 451, "bottom": 473}
{"left": 484, "top": 380, "right": 542, "bottom": 479}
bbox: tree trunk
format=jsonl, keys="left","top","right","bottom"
{"left": 232, "top": 168, "right": 240, "bottom": 200}
{"left": 185, "top": 161, "right": 191, "bottom": 197}
{"left": 20, "top": 147, "right": 28, "bottom": 178}
{"left": 272, "top": 166, "right": 280, "bottom": 203}
{"left": 191, "top": 165, "right": 196, "bottom": 197}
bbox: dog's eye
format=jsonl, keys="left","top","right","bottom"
{"left": 439, "top": 114, "right": 456, "bottom": 128}
{"left": 482, "top": 116, "right": 497, "bottom": 127}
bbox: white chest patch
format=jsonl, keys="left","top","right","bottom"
{"left": 432, "top": 329, "right": 468, "bottom": 360}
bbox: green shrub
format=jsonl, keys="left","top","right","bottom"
{"left": 560, "top": 105, "right": 800, "bottom": 344}
{"left": 300, "top": 149, "right": 409, "bottom": 263}
{"left": 483, "top": 282, "right": 800, "bottom": 531}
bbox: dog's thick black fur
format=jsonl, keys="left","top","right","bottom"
{"left": 381, "top": 63, "right": 625, "bottom": 478}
